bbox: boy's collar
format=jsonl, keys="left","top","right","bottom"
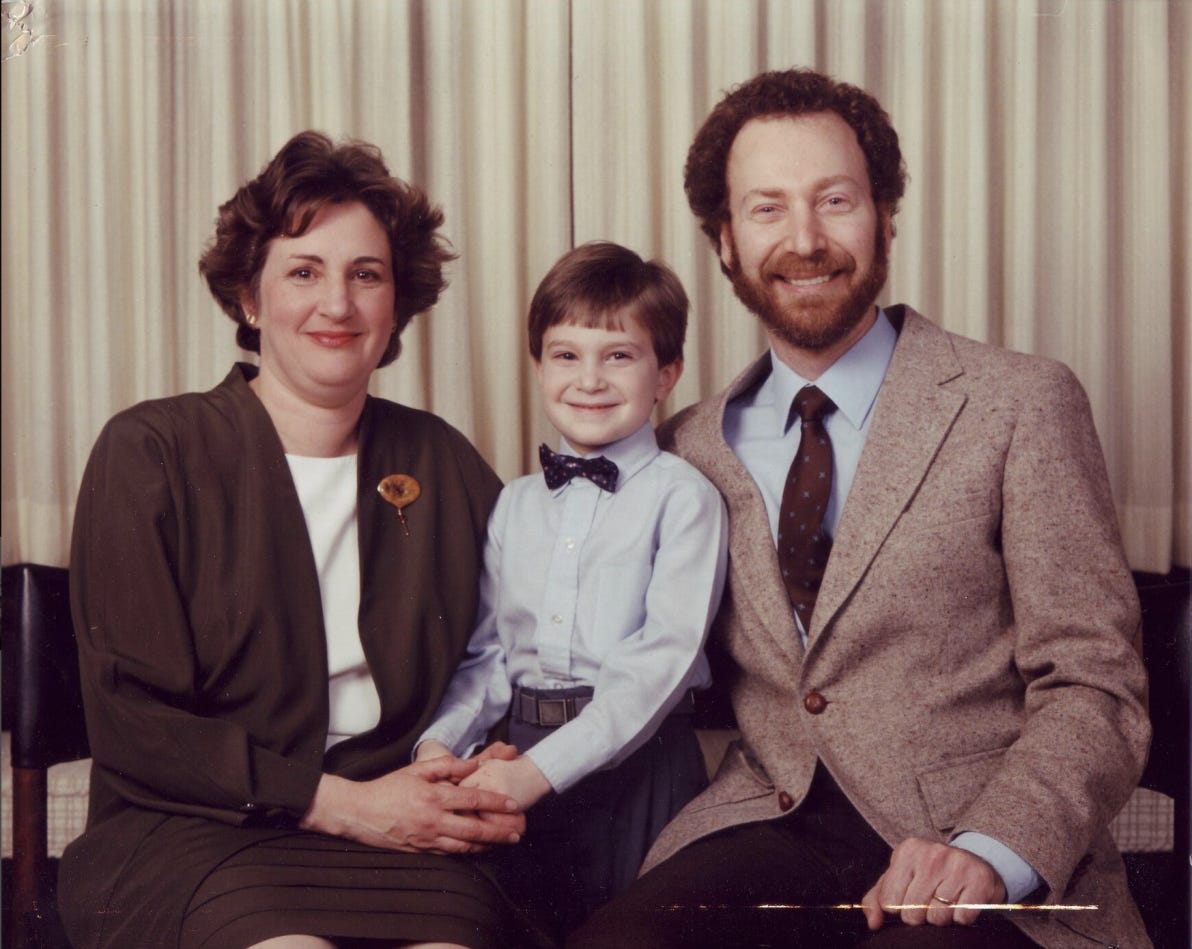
{"left": 555, "top": 421, "right": 660, "bottom": 487}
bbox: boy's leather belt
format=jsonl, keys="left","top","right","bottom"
{"left": 511, "top": 686, "right": 695, "bottom": 727}
{"left": 513, "top": 687, "right": 594, "bottom": 726}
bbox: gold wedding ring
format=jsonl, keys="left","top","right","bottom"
{"left": 932, "top": 894, "right": 957, "bottom": 906}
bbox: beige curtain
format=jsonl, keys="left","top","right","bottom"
{"left": 2, "top": 0, "right": 1188, "bottom": 572}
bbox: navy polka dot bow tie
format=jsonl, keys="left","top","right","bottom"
{"left": 539, "top": 444, "right": 619, "bottom": 493}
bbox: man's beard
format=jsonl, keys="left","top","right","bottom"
{"left": 726, "top": 225, "right": 889, "bottom": 352}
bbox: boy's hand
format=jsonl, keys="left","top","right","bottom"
{"left": 414, "top": 739, "right": 454, "bottom": 763}
{"left": 415, "top": 739, "right": 518, "bottom": 771}
{"left": 460, "top": 755, "right": 553, "bottom": 811}
{"left": 475, "top": 740, "right": 519, "bottom": 762}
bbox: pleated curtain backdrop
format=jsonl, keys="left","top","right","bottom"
{"left": 2, "top": 0, "right": 1188, "bottom": 572}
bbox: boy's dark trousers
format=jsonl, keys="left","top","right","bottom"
{"left": 480, "top": 689, "right": 707, "bottom": 943}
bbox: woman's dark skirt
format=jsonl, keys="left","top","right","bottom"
{"left": 179, "top": 831, "right": 544, "bottom": 949}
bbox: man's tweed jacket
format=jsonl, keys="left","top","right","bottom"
{"left": 650, "top": 306, "right": 1151, "bottom": 949}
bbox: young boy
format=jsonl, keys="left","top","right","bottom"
{"left": 416, "top": 241, "right": 728, "bottom": 938}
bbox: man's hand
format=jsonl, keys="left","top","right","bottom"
{"left": 460, "top": 755, "right": 553, "bottom": 811}
{"left": 861, "top": 838, "right": 1006, "bottom": 929}
{"left": 299, "top": 758, "right": 526, "bottom": 854}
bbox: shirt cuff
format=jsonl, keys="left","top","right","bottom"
{"left": 950, "top": 832, "right": 1041, "bottom": 903}
{"left": 415, "top": 713, "right": 479, "bottom": 762}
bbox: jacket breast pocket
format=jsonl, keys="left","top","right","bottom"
{"left": 897, "top": 488, "right": 999, "bottom": 536}
{"left": 916, "top": 746, "right": 1008, "bottom": 833}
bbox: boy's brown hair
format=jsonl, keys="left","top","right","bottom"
{"left": 528, "top": 241, "right": 687, "bottom": 367}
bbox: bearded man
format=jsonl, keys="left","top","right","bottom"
{"left": 568, "top": 68, "right": 1151, "bottom": 949}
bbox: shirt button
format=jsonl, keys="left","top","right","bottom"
{"left": 551, "top": 614, "right": 563, "bottom": 624}
{"left": 803, "top": 691, "right": 827, "bottom": 714}
{"left": 778, "top": 791, "right": 794, "bottom": 811}
{"left": 565, "top": 538, "right": 576, "bottom": 550}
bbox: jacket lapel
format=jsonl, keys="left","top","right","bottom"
{"left": 679, "top": 354, "right": 807, "bottom": 665}
{"left": 811, "top": 306, "right": 967, "bottom": 640}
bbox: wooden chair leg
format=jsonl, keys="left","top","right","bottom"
{"left": 12, "top": 766, "right": 50, "bottom": 948}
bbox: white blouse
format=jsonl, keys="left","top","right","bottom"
{"left": 285, "top": 453, "right": 380, "bottom": 748}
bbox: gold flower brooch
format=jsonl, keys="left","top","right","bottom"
{"left": 377, "top": 474, "right": 421, "bottom": 535}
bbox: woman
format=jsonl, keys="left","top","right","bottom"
{"left": 61, "top": 131, "right": 541, "bottom": 949}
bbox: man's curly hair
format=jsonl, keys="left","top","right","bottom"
{"left": 685, "top": 69, "right": 907, "bottom": 256}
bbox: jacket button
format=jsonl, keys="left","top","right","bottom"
{"left": 778, "top": 791, "right": 794, "bottom": 811}
{"left": 803, "top": 691, "right": 827, "bottom": 714}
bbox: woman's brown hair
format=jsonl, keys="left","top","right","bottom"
{"left": 199, "top": 130, "right": 455, "bottom": 367}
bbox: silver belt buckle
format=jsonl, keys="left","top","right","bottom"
{"left": 537, "top": 697, "right": 571, "bottom": 726}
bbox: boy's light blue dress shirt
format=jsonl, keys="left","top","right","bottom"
{"left": 419, "top": 421, "right": 728, "bottom": 794}
{"left": 724, "top": 308, "right": 1040, "bottom": 903}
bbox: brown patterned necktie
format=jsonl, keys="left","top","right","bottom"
{"left": 777, "top": 386, "right": 837, "bottom": 633}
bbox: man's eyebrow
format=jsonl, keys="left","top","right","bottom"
{"left": 739, "top": 176, "right": 865, "bottom": 203}
{"left": 736, "top": 188, "right": 787, "bottom": 207}
{"left": 813, "top": 174, "right": 865, "bottom": 191}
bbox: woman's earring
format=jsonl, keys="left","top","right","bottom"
{"left": 245, "top": 311, "right": 258, "bottom": 328}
